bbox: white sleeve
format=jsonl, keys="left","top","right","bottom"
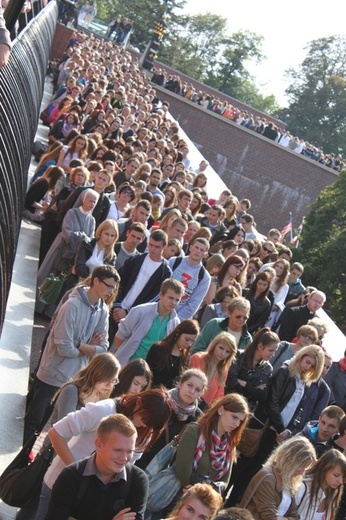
{"left": 53, "top": 399, "right": 116, "bottom": 438}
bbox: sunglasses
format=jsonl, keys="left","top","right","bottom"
{"left": 263, "top": 246, "right": 273, "bottom": 253}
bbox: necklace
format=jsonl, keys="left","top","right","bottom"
{"left": 170, "top": 354, "right": 180, "bottom": 367}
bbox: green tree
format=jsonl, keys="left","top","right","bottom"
{"left": 160, "top": 13, "right": 229, "bottom": 81}
{"left": 297, "top": 170, "right": 346, "bottom": 326}
{"left": 277, "top": 36, "right": 346, "bottom": 154}
{"left": 94, "top": 0, "right": 186, "bottom": 50}
{"left": 206, "top": 31, "right": 263, "bottom": 92}
{"left": 160, "top": 13, "right": 273, "bottom": 111}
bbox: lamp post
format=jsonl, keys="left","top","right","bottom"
{"left": 140, "top": 3, "right": 168, "bottom": 72}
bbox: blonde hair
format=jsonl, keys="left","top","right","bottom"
{"left": 289, "top": 345, "right": 324, "bottom": 385}
{"left": 205, "top": 332, "right": 237, "bottom": 384}
{"left": 265, "top": 436, "right": 316, "bottom": 494}
{"left": 95, "top": 219, "right": 118, "bottom": 262}
{"left": 167, "top": 483, "right": 223, "bottom": 520}
{"left": 307, "top": 317, "right": 329, "bottom": 338}
{"left": 158, "top": 208, "right": 183, "bottom": 232}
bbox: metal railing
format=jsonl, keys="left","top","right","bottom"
{"left": 0, "top": 1, "right": 58, "bottom": 335}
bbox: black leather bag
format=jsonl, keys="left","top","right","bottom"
{"left": 0, "top": 398, "right": 56, "bottom": 507}
{"left": 0, "top": 442, "right": 54, "bottom": 507}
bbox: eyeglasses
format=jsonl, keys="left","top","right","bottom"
{"left": 234, "top": 315, "right": 249, "bottom": 321}
{"left": 263, "top": 246, "right": 273, "bottom": 254}
{"left": 101, "top": 280, "right": 117, "bottom": 291}
{"left": 300, "top": 333, "right": 316, "bottom": 342}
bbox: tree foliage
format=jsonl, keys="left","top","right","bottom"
{"left": 93, "top": 3, "right": 276, "bottom": 111}
{"left": 297, "top": 170, "right": 346, "bottom": 325}
{"left": 94, "top": 0, "right": 186, "bottom": 50}
{"left": 276, "top": 36, "right": 346, "bottom": 154}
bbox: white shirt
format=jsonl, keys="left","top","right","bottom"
{"left": 121, "top": 255, "right": 162, "bottom": 310}
{"left": 85, "top": 243, "right": 105, "bottom": 273}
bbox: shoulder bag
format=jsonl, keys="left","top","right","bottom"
{"left": 145, "top": 425, "right": 193, "bottom": 513}
{"left": 0, "top": 396, "right": 57, "bottom": 507}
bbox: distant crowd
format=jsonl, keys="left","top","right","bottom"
{"left": 151, "top": 68, "right": 345, "bottom": 173}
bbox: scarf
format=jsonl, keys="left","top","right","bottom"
{"left": 168, "top": 387, "right": 198, "bottom": 421}
{"left": 193, "top": 429, "right": 231, "bottom": 480}
{"left": 339, "top": 358, "right": 346, "bottom": 372}
{"left": 62, "top": 121, "right": 74, "bottom": 137}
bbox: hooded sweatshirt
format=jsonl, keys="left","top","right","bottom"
{"left": 37, "top": 286, "right": 109, "bottom": 387}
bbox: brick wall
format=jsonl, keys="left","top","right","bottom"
{"left": 156, "top": 87, "right": 338, "bottom": 233}
{"left": 50, "top": 23, "right": 74, "bottom": 61}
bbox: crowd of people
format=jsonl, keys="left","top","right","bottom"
{"left": 15, "top": 30, "right": 346, "bottom": 520}
{"left": 151, "top": 68, "right": 345, "bottom": 174}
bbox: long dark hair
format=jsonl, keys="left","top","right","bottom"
{"left": 119, "top": 388, "right": 172, "bottom": 450}
{"left": 248, "top": 271, "right": 271, "bottom": 302}
{"left": 243, "top": 327, "right": 279, "bottom": 370}
{"left": 217, "top": 255, "right": 246, "bottom": 285}
{"left": 112, "top": 359, "right": 152, "bottom": 397}
{"left": 149, "top": 320, "right": 200, "bottom": 372}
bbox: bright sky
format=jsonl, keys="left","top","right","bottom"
{"left": 181, "top": 0, "right": 346, "bottom": 107}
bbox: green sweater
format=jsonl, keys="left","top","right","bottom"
{"left": 176, "top": 423, "right": 233, "bottom": 487}
{"left": 191, "top": 318, "right": 252, "bottom": 354}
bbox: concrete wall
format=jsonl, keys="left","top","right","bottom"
{"left": 155, "top": 87, "right": 339, "bottom": 233}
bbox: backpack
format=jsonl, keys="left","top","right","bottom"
{"left": 172, "top": 257, "right": 205, "bottom": 285}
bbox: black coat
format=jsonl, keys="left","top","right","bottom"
{"left": 115, "top": 253, "right": 172, "bottom": 311}
{"left": 278, "top": 305, "right": 316, "bottom": 341}
{"left": 74, "top": 239, "right": 117, "bottom": 279}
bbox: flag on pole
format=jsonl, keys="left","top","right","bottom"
{"left": 291, "top": 217, "right": 305, "bottom": 248}
{"left": 280, "top": 213, "right": 293, "bottom": 243}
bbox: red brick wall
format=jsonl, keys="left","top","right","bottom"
{"left": 156, "top": 87, "right": 338, "bottom": 233}
{"left": 50, "top": 23, "right": 74, "bottom": 61}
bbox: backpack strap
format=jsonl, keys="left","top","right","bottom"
{"left": 172, "top": 257, "right": 205, "bottom": 285}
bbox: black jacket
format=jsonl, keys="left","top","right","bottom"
{"left": 226, "top": 350, "right": 273, "bottom": 410}
{"left": 74, "top": 239, "right": 117, "bottom": 279}
{"left": 278, "top": 305, "right": 316, "bottom": 341}
{"left": 115, "top": 253, "right": 172, "bottom": 312}
{"left": 255, "top": 365, "right": 305, "bottom": 433}
{"left": 244, "top": 290, "right": 272, "bottom": 333}
{"left": 46, "top": 456, "right": 148, "bottom": 520}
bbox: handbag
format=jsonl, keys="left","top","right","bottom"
{"left": 237, "top": 419, "right": 270, "bottom": 458}
{"left": 0, "top": 443, "right": 54, "bottom": 507}
{"left": 145, "top": 426, "right": 193, "bottom": 513}
{"left": 145, "top": 440, "right": 181, "bottom": 512}
{"left": 38, "top": 271, "right": 67, "bottom": 305}
{"left": 0, "top": 397, "right": 56, "bottom": 507}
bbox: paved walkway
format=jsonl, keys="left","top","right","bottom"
{"left": 0, "top": 78, "right": 53, "bottom": 520}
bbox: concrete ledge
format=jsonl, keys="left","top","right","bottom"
{"left": 0, "top": 77, "right": 52, "bottom": 520}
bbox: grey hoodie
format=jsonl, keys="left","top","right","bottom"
{"left": 37, "top": 286, "right": 109, "bottom": 387}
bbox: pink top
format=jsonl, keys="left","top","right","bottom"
{"left": 189, "top": 352, "right": 226, "bottom": 407}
